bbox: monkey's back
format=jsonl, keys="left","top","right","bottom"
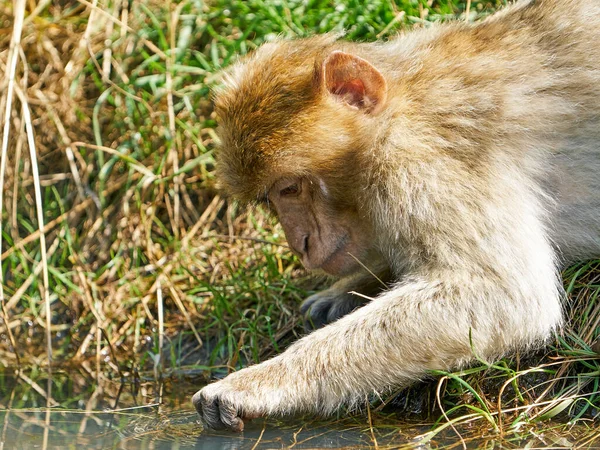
{"left": 362, "top": 0, "right": 600, "bottom": 263}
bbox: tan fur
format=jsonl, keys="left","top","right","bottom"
{"left": 194, "top": 0, "right": 600, "bottom": 431}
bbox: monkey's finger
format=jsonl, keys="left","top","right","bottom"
{"left": 299, "top": 296, "right": 319, "bottom": 315}
{"left": 218, "top": 400, "right": 245, "bottom": 432}
{"left": 303, "top": 302, "right": 331, "bottom": 330}
{"left": 192, "top": 390, "right": 226, "bottom": 430}
{"left": 204, "top": 397, "right": 229, "bottom": 430}
{"left": 191, "top": 389, "right": 204, "bottom": 417}
{"left": 327, "top": 301, "right": 353, "bottom": 324}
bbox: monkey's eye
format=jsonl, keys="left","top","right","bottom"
{"left": 280, "top": 183, "right": 301, "bottom": 197}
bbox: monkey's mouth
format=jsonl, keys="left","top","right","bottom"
{"left": 313, "top": 234, "right": 352, "bottom": 274}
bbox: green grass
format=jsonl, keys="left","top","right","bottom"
{"left": 1, "top": 0, "right": 599, "bottom": 447}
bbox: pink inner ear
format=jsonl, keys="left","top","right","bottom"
{"left": 332, "top": 79, "right": 366, "bottom": 107}
{"left": 321, "top": 51, "right": 387, "bottom": 114}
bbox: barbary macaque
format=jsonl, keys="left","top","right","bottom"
{"left": 193, "top": 0, "right": 600, "bottom": 431}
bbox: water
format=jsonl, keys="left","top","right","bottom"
{"left": 0, "top": 368, "right": 591, "bottom": 449}
{"left": 0, "top": 408, "right": 406, "bottom": 449}
{"left": 0, "top": 368, "right": 428, "bottom": 449}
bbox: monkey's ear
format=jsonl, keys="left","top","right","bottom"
{"left": 320, "top": 51, "right": 387, "bottom": 114}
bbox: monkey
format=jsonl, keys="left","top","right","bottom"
{"left": 192, "top": 0, "right": 600, "bottom": 431}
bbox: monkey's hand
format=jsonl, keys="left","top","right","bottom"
{"left": 301, "top": 290, "right": 366, "bottom": 330}
{"left": 192, "top": 377, "right": 245, "bottom": 432}
{"left": 192, "top": 358, "right": 292, "bottom": 432}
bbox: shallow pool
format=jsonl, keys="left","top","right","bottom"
{"left": 0, "top": 368, "right": 591, "bottom": 449}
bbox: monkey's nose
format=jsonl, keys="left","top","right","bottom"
{"left": 287, "top": 232, "right": 310, "bottom": 260}
{"left": 302, "top": 234, "right": 309, "bottom": 255}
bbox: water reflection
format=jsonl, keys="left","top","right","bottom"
{"left": 0, "top": 368, "right": 423, "bottom": 449}
{"left": 0, "top": 368, "right": 590, "bottom": 449}
{"left": 1, "top": 409, "right": 413, "bottom": 449}
{"left": 0, "top": 406, "right": 419, "bottom": 449}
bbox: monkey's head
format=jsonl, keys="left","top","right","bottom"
{"left": 213, "top": 36, "right": 389, "bottom": 276}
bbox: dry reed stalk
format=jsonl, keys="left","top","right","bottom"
{"left": 366, "top": 395, "right": 380, "bottom": 449}
{"left": 18, "top": 372, "right": 58, "bottom": 406}
{"left": 9, "top": 110, "right": 24, "bottom": 240}
{"left": 0, "top": 382, "right": 17, "bottom": 450}
{"left": 156, "top": 277, "right": 164, "bottom": 378}
{"left": 76, "top": 0, "right": 168, "bottom": 59}
{"left": 166, "top": 0, "right": 181, "bottom": 239}
{"left": 0, "top": 0, "right": 26, "bottom": 306}
{"left": 15, "top": 84, "right": 52, "bottom": 365}
{"left": 0, "top": 0, "right": 26, "bottom": 368}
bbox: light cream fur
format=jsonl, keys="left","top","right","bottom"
{"left": 193, "top": 0, "right": 600, "bottom": 430}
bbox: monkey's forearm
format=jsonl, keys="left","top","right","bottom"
{"left": 292, "top": 274, "right": 561, "bottom": 408}
{"left": 193, "top": 272, "right": 562, "bottom": 429}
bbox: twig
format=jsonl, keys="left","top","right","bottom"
{"left": 347, "top": 252, "right": 388, "bottom": 289}
{"left": 366, "top": 395, "right": 379, "bottom": 449}
{"left": 250, "top": 423, "right": 266, "bottom": 450}
{"left": 156, "top": 277, "right": 164, "bottom": 380}
{"left": 34, "top": 91, "right": 86, "bottom": 200}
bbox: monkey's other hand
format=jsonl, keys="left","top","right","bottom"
{"left": 300, "top": 290, "right": 365, "bottom": 330}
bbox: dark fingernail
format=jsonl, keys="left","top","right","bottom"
{"left": 230, "top": 417, "right": 244, "bottom": 432}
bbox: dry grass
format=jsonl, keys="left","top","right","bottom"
{"left": 0, "top": 0, "right": 308, "bottom": 374}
